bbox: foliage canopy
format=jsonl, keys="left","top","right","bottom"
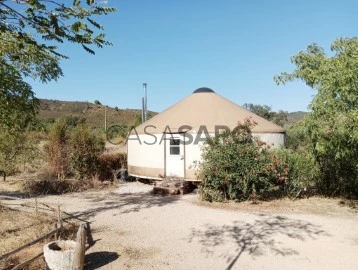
{"left": 0, "top": 0, "right": 116, "bottom": 129}
{"left": 243, "top": 103, "right": 288, "bottom": 127}
{"left": 275, "top": 37, "right": 358, "bottom": 197}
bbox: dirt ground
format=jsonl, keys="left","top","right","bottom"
{"left": 1, "top": 181, "right": 358, "bottom": 270}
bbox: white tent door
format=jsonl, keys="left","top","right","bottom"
{"left": 165, "top": 134, "right": 185, "bottom": 178}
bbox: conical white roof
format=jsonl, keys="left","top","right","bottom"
{"left": 134, "top": 88, "right": 285, "bottom": 134}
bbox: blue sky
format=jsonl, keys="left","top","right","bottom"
{"left": 30, "top": 0, "right": 358, "bottom": 112}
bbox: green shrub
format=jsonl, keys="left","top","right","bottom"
{"left": 63, "top": 115, "right": 86, "bottom": 129}
{"left": 45, "top": 118, "right": 71, "bottom": 179}
{"left": 273, "top": 149, "right": 319, "bottom": 197}
{"left": 197, "top": 119, "right": 288, "bottom": 202}
{"left": 285, "top": 116, "right": 358, "bottom": 198}
{"left": 45, "top": 117, "right": 104, "bottom": 179}
{"left": 286, "top": 120, "right": 311, "bottom": 151}
{"left": 275, "top": 38, "right": 358, "bottom": 198}
{"left": 69, "top": 125, "right": 105, "bottom": 179}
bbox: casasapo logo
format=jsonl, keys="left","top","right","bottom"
{"left": 106, "top": 124, "right": 246, "bottom": 146}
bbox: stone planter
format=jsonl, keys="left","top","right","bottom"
{"left": 43, "top": 240, "right": 76, "bottom": 270}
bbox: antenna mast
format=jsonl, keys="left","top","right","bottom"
{"left": 143, "top": 83, "right": 148, "bottom": 122}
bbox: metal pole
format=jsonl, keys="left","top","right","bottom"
{"left": 141, "top": 97, "right": 145, "bottom": 123}
{"left": 143, "top": 83, "right": 148, "bottom": 121}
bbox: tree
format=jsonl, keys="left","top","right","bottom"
{"left": 1, "top": 1, "right": 115, "bottom": 177}
{"left": 243, "top": 103, "right": 288, "bottom": 126}
{"left": 70, "top": 124, "right": 104, "bottom": 179}
{"left": 0, "top": 0, "right": 116, "bottom": 128}
{"left": 0, "top": 1, "right": 116, "bottom": 58}
{"left": 0, "top": 62, "right": 38, "bottom": 131}
{"left": 275, "top": 37, "right": 358, "bottom": 197}
{"left": 0, "top": 130, "right": 36, "bottom": 174}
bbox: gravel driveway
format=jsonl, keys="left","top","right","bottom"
{"left": 6, "top": 182, "right": 358, "bottom": 270}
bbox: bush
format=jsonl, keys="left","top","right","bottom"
{"left": 26, "top": 117, "right": 55, "bottom": 132}
{"left": 45, "top": 118, "right": 71, "bottom": 179}
{"left": 286, "top": 116, "right": 358, "bottom": 198}
{"left": 272, "top": 149, "right": 319, "bottom": 197}
{"left": 275, "top": 38, "right": 358, "bottom": 198}
{"left": 63, "top": 115, "right": 86, "bottom": 129}
{"left": 98, "top": 153, "right": 127, "bottom": 181}
{"left": 197, "top": 119, "right": 289, "bottom": 202}
{"left": 69, "top": 125, "right": 105, "bottom": 179}
{"left": 45, "top": 117, "right": 105, "bottom": 179}
{"left": 23, "top": 179, "right": 81, "bottom": 195}
{"left": 94, "top": 100, "right": 101, "bottom": 105}
{"left": 286, "top": 120, "right": 311, "bottom": 151}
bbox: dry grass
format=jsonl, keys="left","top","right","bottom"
{"left": 0, "top": 206, "right": 54, "bottom": 269}
{"left": 0, "top": 207, "right": 55, "bottom": 254}
{"left": 0, "top": 180, "right": 23, "bottom": 194}
{"left": 0, "top": 204, "right": 79, "bottom": 270}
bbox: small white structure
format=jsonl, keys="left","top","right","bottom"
{"left": 127, "top": 87, "right": 285, "bottom": 180}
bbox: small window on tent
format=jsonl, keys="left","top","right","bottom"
{"left": 169, "top": 138, "right": 180, "bottom": 155}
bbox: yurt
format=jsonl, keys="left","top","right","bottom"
{"left": 127, "top": 87, "right": 285, "bottom": 180}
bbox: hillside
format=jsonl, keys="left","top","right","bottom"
{"left": 38, "top": 99, "right": 148, "bottom": 128}
{"left": 286, "top": 111, "right": 308, "bottom": 126}
{"left": 37, "top": 99, "right": 308, "bottom": 128}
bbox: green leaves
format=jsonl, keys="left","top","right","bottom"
{"left": 71, "top": 21, "right": 86, "bottom": 32}
{"left": 82, "top": 44, "right": 95, "bottom": 54}
{"left": 1, "top": 0, "right": 116, "bottom": 60}
{"left": 0, "top": 60, "right": 39, "bottom": 131}
{"left": 87, "top": 18, "right": 104, "bottom": 30}
{"left": 45, "top": 118, "right": 104, "bottom": 179}
{"left": 275, "top": 37, "right": 358, "bottom": 197}
{"left": 0, "top": 0, "right": 116, "bottom": 133}
{"left": 243, "top": 103, "right": 288, "bottom": 126}
{"left": 198, "top": 120, "right": 290, "bottom": 201}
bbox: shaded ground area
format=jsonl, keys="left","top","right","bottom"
{"left": 2, "top": 182, "right": 358, "bottom": 269}
{"left": 189, "top": 215, "right": 326, "bottom": 270}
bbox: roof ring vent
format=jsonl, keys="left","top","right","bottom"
{"left": 193, "top": 87, "right": 215, "bottom": 93}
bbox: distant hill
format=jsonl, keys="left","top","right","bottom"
{"left": 37, "top": 99, "right": 154, "bottom": 128}
{"left": 285, "top": 111, "right": 309, "bottom": 126}
{"left": 37, "top": 98, "right": 307, "bottom": 128}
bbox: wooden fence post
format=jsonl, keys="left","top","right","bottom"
{"left": 73, "top": 223, "right": 86, "bottom": 270}
{"left": 54, "top": 223, "right": 58, "bottom": 240}
{"left": 54, "top": 204, "right": 62, "bottom": 240}
{"left": 35, "top": 198, "right": 38, "bottom": 216}
{"left": 0, "top": 170, "right": 5, "bottom": 181}
{"left": 57, "top": 204, "right": 62, "bottom": 230}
